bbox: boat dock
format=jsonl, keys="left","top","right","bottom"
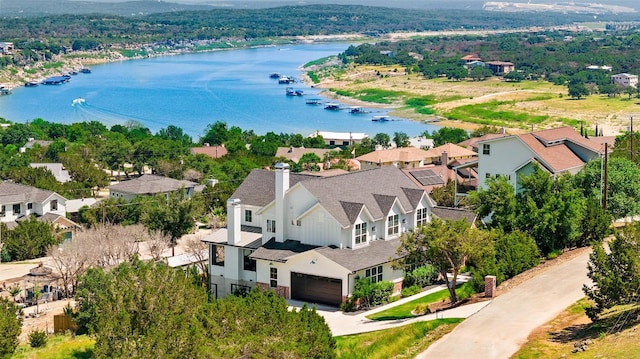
{"left": 42, "top": 75, "right": 71, "bottom": 85}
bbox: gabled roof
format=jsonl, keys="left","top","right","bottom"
{"left": 431, "top": 206, "right": 476, "bottom": 224}
{"left": 107, "top": 174, "right": 200, "bottom": 195}
{"left": 191, "top": 145, "right": 228, "bottom": 159}
{"left": 517, "top": 134, "right": 586, "bottom": 173}
{"left": 230, "top": 170, "right": 313, "bottom": 207}
{"left": 458, "top": 133, "right": 509, "bottom": 151}
{"left": 423, "top": 143, "right": 477, "bottom": 159}
{"left": 0, "top": 182, "right": 62, "bottom": 205}
{"left": 299, "top": 167, "right": 426, "bottom": 227}
{"left": 276, "top": 147, "right": 339, "bottom": 163}
{"left": 315, "top": 238, "right": 403, "bottom": 272}
{"left": 356, "top": 147, "right": 429, "bottom": 163}
{"left": 529, "top": 126, "right": 603, "bottom": 154}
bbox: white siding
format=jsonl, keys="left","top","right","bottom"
{"left": 477, "top": 137, "right": 535, "bottom": 189}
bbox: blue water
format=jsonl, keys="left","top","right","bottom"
{"left": 0, "top": 43, "right": 438, "bottom": 139}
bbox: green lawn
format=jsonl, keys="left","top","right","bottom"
{"left": 335, "top": 319, "right": 462, "bottom": 359}
{"left": 366, "top": 283, "right": 474, "bottom": 321}
{"left": 12, "top": 334, "right": 94, "bottom": 359}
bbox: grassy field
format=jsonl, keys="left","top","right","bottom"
{"left": 12, "top": 334, "right": 94, "bottom": 359}
{"left": 366, "top": 283, "right": 475, "bottom": 321}
{"left": 513, "top": 298, "right": 640, "bottom": 359}
{"left": 315, "top": 64, "right": 640, "bottom": 134}
{"left": 335, "top": 319, "right": 462, "bottom": 359}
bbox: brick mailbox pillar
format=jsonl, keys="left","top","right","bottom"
{"left": 484, "top": 275, "right": 497, "bottom": 298}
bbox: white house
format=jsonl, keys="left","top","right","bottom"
{"left": 611, "top": 73, "right": 638, "bottom": 88}
{"left": 476, "top": 126, "right": 603, "bottom": 190}
{"left": 107, "top": 174, "right": 203, "bottom": 201}
{"left": 203, "top": 164, "right": 434, "bottom": 305}
{"left": 308, "top": 131, "right": 368, "bottom": 147}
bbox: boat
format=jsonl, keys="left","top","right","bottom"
{"left": 306, "top": 98, "right": 323, "bottom": 105}
{"left": 72, "top": 97, "right": 86, "bottom": 106}
{"left": 0, "top": 86, "right": 11, "bottom": 95}
{"left": 286, "top": 87, "right": 296, "bottom": 96}
{"left": 372, "top": 115, "right": 389, "bottom": 122}
{"left": 269, "top": 72, "right": 281, "bottom": 79}
{"left": 278, "top": 76, "right": 294, "bottom": 84}
{"left": 324, "top": 103, "right": 341, "bottom": 111}
{"left": 24, "top": 81, "right": 39, "bottom": 87}
{"left": 349, "top": 106, "right": 367, "bottom": 114}
{"left": 295, "top": 89, "right": 304, "bottom": 96}
{"left": 69, "top": 71, "right": 79, "bottom": 76}
{"left": 80, "top": 68, "right": 91, "bottom": 74}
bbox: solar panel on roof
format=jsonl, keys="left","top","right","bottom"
{"left": 410, "top": 169, "right": 445, "bottom": 186}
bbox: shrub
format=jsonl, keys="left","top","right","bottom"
{"left": 352, "top": 278, "right": 393, "bottom": 309}
{"left": 496, "top": 230, "right": 540, "bottom": 278}
{"left": 29, "top": 329, "right": 47, "bottom": 348}
{"left": 404, "top": 264, "right": 438, "bottom": 288}
{"left": 414, "top": 303, "right": 431, "bottom": 315}
{"left": 401, "top": 285, "right": 422, "bottom": 298}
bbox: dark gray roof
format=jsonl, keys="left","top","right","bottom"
{"left": 340, "top": 201, "right": 364, "bottom": 224}
{"left": 299, "top": 167, "right": 426, "bottom": 227}
{"left": 250, "top": 239, "right": 320, "bottom": 262}
{"left": 0, "top": 182, "right": 58, "bottom": 204}
{"left": 107, "top": 174, "right": 199, "bottom": 195}
{"left": 409, "top": 169, "right": 445, "bottom": 186}
{"left": 230, "top": 170, "right": 312, "bottom": 207}
{"left": 431, "top": 206, "right": 476, "bottom": 224}
{"left": 316, "top": 239, "right": 402, "bottom": 272}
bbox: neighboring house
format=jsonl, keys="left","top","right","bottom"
{"left": 107, "top": 174, "right": 203, "bottom": 200}
{"left": 29, "top": 163, "right": 72, "bottom": 183}
{"left": 423, "top": 143, "right": 477, "bottom": 165}
{"left": 461, "top": 54, "right": 482, "bottom": 63}
{"left": 0, "top": 42, "right": 13, "bottom": 55}
{"left": 190, "top": 143, "right": 228, "bottom": 159}
{"left": 586, "top": 65, "right": 612, "bottom": 72}
{"left": 476, "top": 126, "right": 604, "bottom": 190}
{"left": 308, "top": 131, "right": 368, "bottom": 147}
{"left": 611, "top": 73, "right": 638, "bottom": 88}
{"left": 402, "top": 153, "right": 478, "bottom": 194}
{"left": 379, "top": 50, "right": 395, "bottom": 57}
{"left": 408, "top": 136, "right": 434, "bottom": 150}
{"left": 19, "top": 138, "right": 53, "bottom": 153}
{"left": 356, "top": 147, "right": 431, "bottom": 170}
{"left": 458, "top": 133, "right": 509, "bottom": 152}
{"left": 204, "top": 164, "right": 435, "bottom": 305}
{"left": 431, "top": 206, "right": 477, "bottom": 226}
{"left": 486, "top": 61, "right": 515, "bottom": 74}
{"left": 275, "top": 147, "right": 339, "bottom": 163}
{"left": 0, "top": 182, "right": 77, "bottom": 237}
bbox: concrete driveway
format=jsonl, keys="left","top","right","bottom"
{"left": 418, "top": 250, "right": 591, "bottom": 359}
{"left": 289, "top": 283, "right": 491, "bottom": 337}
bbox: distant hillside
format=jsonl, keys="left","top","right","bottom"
{"left": 0, "top": 0, "right": 215, "bottom": 17}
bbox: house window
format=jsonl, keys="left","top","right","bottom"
{"left": 485, "top": 173, "right": 491, "bottom": 179}
{"left": 50, "top": 200, "right": 58, "bottom": 211}
{"left": 387, "top": 214, "right": 399, "bottom": 236}
{"left": 213, "top": 245, "right": 225, "bottom": 266}
{"left": 243, "top": 249, "right": 256, "bottom": 272}
{"left": 270, "top": 267, "right": 278, "bottom": 288}
{"left": 417, "top": 208, "right": 428, "bottom": 227}
{"left": 12, "top": 204, "right": 20, "bottom": 215}
{"left": 329, "top": 140, "right": 335, "bottom": 146}
{"left": 296, "top": 220, "right": 301, "bottom": 226}
{"left": 365, "top": 265, "right": 384, "bottom": 283}
{"left": 482, "top": 144, "right": 491, "bottom": 155}
{"left": 0, "top": 205, "right": 5, "bottom": 217}
{"left": 355, "top": 223, "right": 367, "bottom": 244}
{"left": 245, "top": 210, "right": 252, "bottom": 222}
{"left": 27, "top": 203, "right": 33, "bottom": 210}
{"left": 267, "top": 220, "right": 276, "bottom": 233}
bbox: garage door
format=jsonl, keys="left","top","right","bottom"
{"left": 291, "top": 272, "right": 342, "bottom": 306}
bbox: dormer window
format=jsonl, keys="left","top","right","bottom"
{"left": 387, "top": 214, "right": 399, "bottom": 236}
{"left": 355, "top": 223, "right": 367, "bottom": 244}
{"left": 417, "top": 208, "right": 428, "bottom": 227}
{"left": 51, "top": 200, "right": 58, "bottom": 211}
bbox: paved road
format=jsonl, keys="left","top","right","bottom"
{"left": 418, "top": 250, "right": 591, "bottom": 359}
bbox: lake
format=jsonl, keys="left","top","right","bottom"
{"left": 0, "top": 43, "right": 438, "bottom": 139}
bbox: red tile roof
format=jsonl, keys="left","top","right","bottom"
{"left": 191, "top": 145, "right": 228, "bottom": 159}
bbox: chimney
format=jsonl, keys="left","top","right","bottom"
{"left": 441, "top": 151, "right": 448, "bottom": 166}
{"left": 274, "top": 163, "right": 289, "bottom": 243}
{"left": 227, "top": 198, "right": 241, "bottom": 245}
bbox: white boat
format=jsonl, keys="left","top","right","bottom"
{"left": 72, "top": 97, "right": 86, "bottom": 106}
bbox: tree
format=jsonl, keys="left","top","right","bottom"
{"left": 298, "top": 152, "right": 321, "bottom": 171}
{"left": 494, "top": 230, "right": 540, "bottom": 279}
{"left": 398, "top": 218, "right": 491, "bottom": 304}
{"left": 3, "top": 216, "right": 59, "bottom": 261}
{"left": 583, "top": 222, "right": 640, "bottom": 320}
{"left": 426, "top": 127, "right": 470, "bottom": 146}
{"left": 142, "top": 189, "right": 200, "bottom": 256}
{"left": 0, "top": 297, "right": 22, "bottom": 359}
{"left": 392, "top": 132, "right": 410, "bottom": 148}
{"left": 568, "top": 83, "right": 589, "bottom": 99}
{"left": 469, "top": 66, "right": 493, "bottom": 81}
{"left": 201, "top": 121, "right": 229, "bottom": 146}
{"left": 372, "top": 133, "right": 391, "bottom": 149}
{"left": 468, "top": 175, "right": 517, "bottom": 232}
{"left": 429, "top": 180, "right": 456, "bottom": 207}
